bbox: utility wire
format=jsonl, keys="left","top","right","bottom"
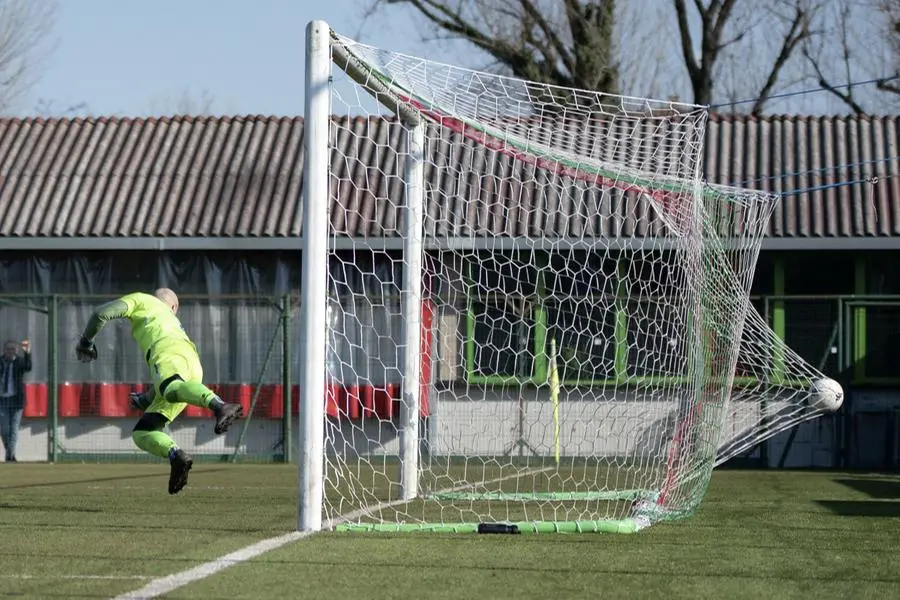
{"left": 725, "top": 155, "right": 899, "bottom": 190}
{"left": 709, "top": 75, "right": 900, "bottom": 109}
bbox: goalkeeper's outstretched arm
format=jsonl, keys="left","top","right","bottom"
{"left": 76, "top": 298, "right": 130, "bottom": 363}
{"left": 81, "top": 299, "right": 130, "bottom": 341}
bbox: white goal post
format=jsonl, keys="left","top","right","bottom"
{"left": 297, "top": 20, "right": 843, "bottom": 535}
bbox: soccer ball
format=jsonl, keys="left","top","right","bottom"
{"left": 809, "top": 378, "right": 844, "bottom": 412}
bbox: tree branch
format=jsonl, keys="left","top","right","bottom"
{"left": 0, "top": 0, "right": 57, "bottom": 114}
{"left": 877, "top": 79, "right": 900, "bottom": 96}
{"left": 399, "top": 0, "right": 557, "bottom": 80}
{"left": 802, "top": 43, "right": 866, "bottom": 115}
{"left": 802, "top": 0, "right": 869, "bottom": 114}
{"left": 710, "top": 0, "right": 739, "bottom": 40}
{"left": 673, "top": 0, "right": 701, "bottom": 82}
{"left": 383, "top": 0, "right": 617, "bottom": 91}
{"left": 750, "top": 3, "right": 815, "bottom": 115}
{"left": 519, "top": 0, "right": 574, "bottom": 75}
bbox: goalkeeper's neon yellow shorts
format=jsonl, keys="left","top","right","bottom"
{"left": 145, "top": 340, "right": 204, "bottom": 422}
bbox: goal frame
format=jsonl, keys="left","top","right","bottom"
{"left": 296, "top": 19, "right": 836, "bottom": 535}
{"left": 299, "top": 20, "right": 427, "bottom": 532}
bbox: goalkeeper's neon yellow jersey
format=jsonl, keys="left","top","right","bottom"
{"left": 117, "top": 292, "right": 196, "bottom": 358}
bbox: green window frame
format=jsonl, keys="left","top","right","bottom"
{"left": 462, "top": 250, "right": 768, "bottom": 389}
{"left": 848, "top": 254, "right": 900, "bottom": 385}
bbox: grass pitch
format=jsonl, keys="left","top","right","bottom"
{"left": 1, "top": 464, "right": 899, "bottom": 599}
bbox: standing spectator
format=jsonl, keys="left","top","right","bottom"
{"left": 0, "top": 340, "right": 31, "bottom": 462}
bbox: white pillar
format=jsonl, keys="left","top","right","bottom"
{"left": 399, "top": 121, "right": 425, "bottom": 501}
{"left": 298, "top": 19, "right": 331, "bottom": 532}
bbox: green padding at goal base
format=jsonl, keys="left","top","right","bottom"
{"left": 427, "top": 489, "right": 649, "bottom": 501}
{"left": 335, "top": 518, "right": 648, "bottom": 534}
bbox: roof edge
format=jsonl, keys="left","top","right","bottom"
{"left": 0, "top": 236, "right": 897, "bottom": 252}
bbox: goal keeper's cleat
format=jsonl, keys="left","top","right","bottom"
{"left": 168, "top": 449, "right": 193, "bottom": 495}
{"left": 213, "top": 402, "right": 244, "bottom": 435}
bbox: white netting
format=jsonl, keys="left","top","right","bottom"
{"left": 310, "top": 28, "right": 843, "bottom": 533}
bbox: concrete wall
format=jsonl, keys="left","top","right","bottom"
{"left": 7, "top": 385, "right": 775, "bottom": 463}
{"left": 10, "top": 385, "right": 899, "bottom": 468}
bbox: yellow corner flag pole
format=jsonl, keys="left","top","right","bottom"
{"left": 550, "top": 338, "right": 561, "bottom": 466}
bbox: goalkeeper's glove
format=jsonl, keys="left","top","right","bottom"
{"left": 75, "top": 336, "right": 98, "bottom": 363}
{"left": 129, "top": 391, "right": 152, "bottom": 411}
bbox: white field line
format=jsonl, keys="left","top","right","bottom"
{"left": 114, "top": 466, "right": 553, "bottom": 600}
{"left": 2, "top": 575, "right": 151, "bottom": 580}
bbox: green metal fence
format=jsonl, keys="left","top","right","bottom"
{"left": 1, "top": 294, "right": 294, "bottom": 463}
{"left": 3, "top": 292, "right": 898, "bottom": 464}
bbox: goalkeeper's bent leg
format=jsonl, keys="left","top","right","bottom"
{"left": 132, "top": 429, "right": 177, "bottom": 459}
{"left": 132, "top": 413, "right": 194, "bottom": 495}
{"left": 160, "top": 377, "right": 243, "bottom": 435}
{"left": 161, "top": 379, "right": 219, "bottom": 409}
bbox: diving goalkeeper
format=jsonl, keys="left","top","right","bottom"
{"left": 75, "top": 288, "right": 244, "bottom": 495}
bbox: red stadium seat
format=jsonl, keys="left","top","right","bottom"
{"left": 361, "top": 385, "right": 376, "bottom": 418}
{"left": 420, "top": 299, "right": 434, "bottom": 418}
{"left": 256, "top": 384, "right": 284, "bottom": 419}
{"left": 58, "top": 383, "right": 82, "bottom": 417}
{"left": 325, "top": 383, "right": 340, "bottom": 418}
{"left": 182, "top": 404, "right": 209, "bottom": 417}
{"left": 98, "top": 383, "right": 142, "bottom": 417}
{"left": 77, "top": 383, "right": 100, "bottom": 416}
{"left": 290, "top": 384, "right": 300, "bottom": 415}
{"left": 343, "top": 385, "right": 361, "bottom": 420}
{"left": 373, "top": 384, "right": 396, "bottom": 420}
{"left": 23, "top": 383, "right": 48, "bottom": 418}
{"left": 220, "top": 384, "right": 252, "bottom": 416}
{"left": 193, "top": 383, "right": 345, "bottom": 420}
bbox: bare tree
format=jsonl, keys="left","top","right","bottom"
{"left": 371, "top": 0, "right": 621, "bottom": 94}
{"left": 0, "top": 0, "right": 58, "bottom": 114}
{"left": 368, "top": 0, "right": 819, "bottom": 111}
{"left": 875, "top": 0, "right": 900, "bottom": 96}
{"left": 33, "top": 98, "right": 90, "bottom": 117}
{"left": 801, "top": 1, "right": 865, "bottom": 113}
{"left": 672, "top": 0, "right": 818, "bottom": 112}
{"left": 367, "top": 0, "right": 893, "bottom": 113}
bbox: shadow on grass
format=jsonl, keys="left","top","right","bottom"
{"left": 0, "top": 502, "right": 103, "bottom": 513}
{"left": 0, "top": 469, "right": 227, "bottom": 491}
{"left": 817, "top": 500, "right": 900, "bottom": 517}
{"left": 834, "top": 478, "right": 900, "bottom": 499}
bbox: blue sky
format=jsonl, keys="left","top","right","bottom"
{"left": 19, "top": 0, "right": 893, "bottom": 118}
{"left": 24, "top": 0, "right": 480, "bottom": 117}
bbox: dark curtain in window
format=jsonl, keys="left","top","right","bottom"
{"left": 0, "top": 250, "right": 294, "bottom": 385}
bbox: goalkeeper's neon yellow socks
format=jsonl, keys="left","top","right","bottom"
{"left": 132, "top": 430, "right": 178, "bottom": 459}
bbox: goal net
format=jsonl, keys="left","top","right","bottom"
{"left": 298, "top": 21, "right": 843, "bottom": 534}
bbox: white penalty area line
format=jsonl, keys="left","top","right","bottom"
{"left": 114, "top": 466, "right": 553, "bottom": 600}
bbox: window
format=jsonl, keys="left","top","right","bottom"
{"left": 545, "top": 251, "right": 619, "bottom": 383}
{"left": 779, "top": 252, "right": 852, "bottom": 377}
{"left": 783, "top": 251, "right": 855, "bottom": 295}
{"left": 863, "top": 305, "right": 900, "bottom": 380}
{"left": 751, "top": 253, "right": 775, "bottom": 296}
{"left": 464, "top": 252, "right": 538, "bottom": 382}
{"left": 547, "top": 300, "right": 616, "bottom": 382}
{"left": 470, "top": 301, "right": 535, "bottom": 378}
{"left": 456, "top": 248, "right": 788, "bottom": 387}
{"left": 866, "top": 251, "right": 900, "bottom": 294}
{"left": 783, "top": 298, "right": 840, "bottom": 376}
{"left": 626, "top": 300, "right": 689, "bottom": 379}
